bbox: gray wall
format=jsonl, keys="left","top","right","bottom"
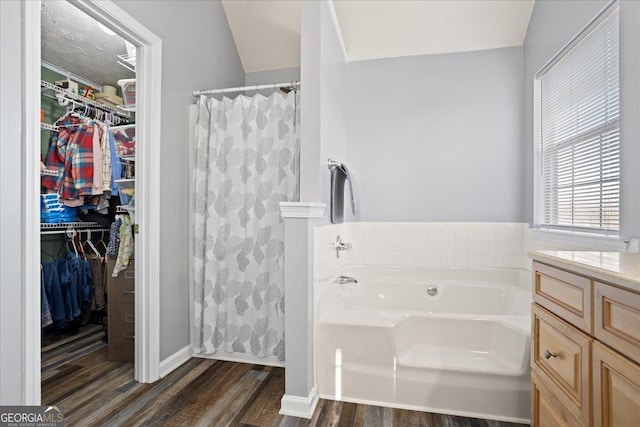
{"left": 111, "top": 0, "right": 244, "bottom": 360}
{"left": 245, "top": 67, "right": 300, "bottom": 97}
{"left": 346, "top": 47, "right": 524, "bottom": 222}
{"left": 523, "top": 0, "right": 640, "bottom": 240}
{"left": 319, "top": 1, "right": 349, "bottom": 222}
{"left": 0, "top": 0, "right": 26, "bottom": 405}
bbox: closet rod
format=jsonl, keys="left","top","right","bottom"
{"left": 192, "top": 81, "right": 300, "bottom": 96}
{"left": 41, "top": 228, "right": 109, "bottom": 235}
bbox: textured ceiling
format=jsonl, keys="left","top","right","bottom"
{"left": 222, "top": 0, "right": 301, "bottom": 73}
{"left": 222, "top": 0, "right": 534, "bottom": 72}
{"left": 41, "top": 0, "right": 135, "bottom": 88}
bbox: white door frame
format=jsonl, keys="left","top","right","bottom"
{"left": 23, "top": 0, "right": 162, "bottom": 403}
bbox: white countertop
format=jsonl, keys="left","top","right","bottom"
{"left": 530, "top": 251, "right": 640, "bottom": 293}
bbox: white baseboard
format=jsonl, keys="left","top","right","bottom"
{"left": 279, "top": 386, "right": 319, "bottom": 419}
{"left": 193, "top": 351, "right": 285, "bottom": 368}
{"left": 159, "top": 345, "right": 192, "bottom": 378}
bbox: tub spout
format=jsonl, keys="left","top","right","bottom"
{"left": 335, "top": 275, "right": 358, "bottom": 284}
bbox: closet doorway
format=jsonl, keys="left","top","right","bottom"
{"left": 23, "top": 0, "right": 162, "bottom": 404}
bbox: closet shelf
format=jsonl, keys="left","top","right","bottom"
{"left": 116, "top": 205, "right": 135, "bottom": 214}
{"left": 117, "top": 53, "right": 136, "bottom": 73}
{"left": 117, "top": 105, "right": 136, "bottom": 112}
{"left": 41, "top": 122, "right": 59, "bottom": 132}
{"left": 41, "top": 222, "right": 107, "bottom": 235}
{"left": 41, "top": 80, "right": 131, "bottom": 119}
{"left": 40, "top": 169, "right": 60, "bottom": 177}
{"left": 41, "top": 222, "right": 105, "bottom": 230}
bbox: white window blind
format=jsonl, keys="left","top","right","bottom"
{"left": 537, "top": 5, "right": 620, "bottom": 234}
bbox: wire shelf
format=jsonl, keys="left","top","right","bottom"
{"left": 117, "top": 53, "right": 136, "bottom": 73}
{"left": 41, "top": 222, "right": 105, "bottom": 230}
{"left": 40, "top": 169, "right": 59, "bottom": 177}
{"left": 41, "top": 80, "right": 130, "bottom": 119}
{"left": 40, "top": 122, "right": 59, "bottom": 132}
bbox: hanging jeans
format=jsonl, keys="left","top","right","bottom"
{"left": 42, "top": 261, "right": 66, "bottom": 328}
{"left": 57, "top": 257, "right": 77, "bottom": 321}
{"left": 41, "top": 270, "right": 53, "bottom": 328}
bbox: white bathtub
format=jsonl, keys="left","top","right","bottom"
{"left": 316, "top": 266, "right": 532, "bottom": 423}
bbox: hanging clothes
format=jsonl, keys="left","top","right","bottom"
{"left": 41, "top": 113, "right": 95, "bottom": 202}
{"left": 41, "top": 245, "right": 96, "bottom": 329}
{"left": 112, "top": 214, "right": 133, "bottom": 277}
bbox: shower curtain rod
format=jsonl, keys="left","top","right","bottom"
{"left": 192, "top": 81, "right": 300, "bottom": 96}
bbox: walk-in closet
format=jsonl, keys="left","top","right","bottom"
{"left": 39, "top": 1, "right": 138, "bottom": 416}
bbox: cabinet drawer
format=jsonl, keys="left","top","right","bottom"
{"left": 594, "top": 282, "right": 640, "bottom": 365}
{"left": 107, "top": 301, "right": 135, "bottom": 363}
{"left": 533, "top": 261, "right": 593, "bottom": 333}
{"left": 532, "top": 304, "right": 591, "bottom": 425}
{"left": 532, "top": 371, "right": 584, "bottom": 427}
{"left": 106, "top": 258, "right": 135, "bottom": 304}
{"left": 593, "top": 341, "right": 640, "bottom": 427}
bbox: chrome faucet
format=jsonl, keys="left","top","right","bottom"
{"left": 332, "top": 235, "right": 352, "bottom": 259}
{"left": 335, "top": 275, "right": 358, "bottom": 284}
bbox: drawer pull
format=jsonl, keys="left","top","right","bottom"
{"left": 122, "top": 289, "right": 135, "bottom": 294}
{"left": 124, "top": 314, "right": 135, "bottom": 323}
{"left": 123, "top": 333, "right": 135, "bottom": 339}
{"left": 544, "top": 349, "right": 558, "bottom": 359}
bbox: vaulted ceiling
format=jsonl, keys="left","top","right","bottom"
{"left": 222, "top": 0, "right": 535, "bottom": 73}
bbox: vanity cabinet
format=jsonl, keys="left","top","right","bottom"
{"left": 531, "top": 258, "right": 640, "bottom": 427}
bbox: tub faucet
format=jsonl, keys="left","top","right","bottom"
{"left": 332, "top": 235, "right": 352, "bottom": 259}
{"left": 335, "top": 275, "right": 358, "bottom": 284}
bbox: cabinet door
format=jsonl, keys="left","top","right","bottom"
{"left": 532, "top": 371, "right": 584, "bottom": 427}
{"left": 532, "top": 304, "right": 591, "bottom": 425}
{"left": 593, "top": 342, "right": 640, "bottom": 427}
{"left": 594, "top": 282, "right": 640, "bottom": 365}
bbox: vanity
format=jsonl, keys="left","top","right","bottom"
{"left": 529, "top": 251, "right": 640, "bottom": 427}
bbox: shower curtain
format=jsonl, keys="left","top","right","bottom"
{"left": 192, "top": 92, "right": 299, "bottom": 361}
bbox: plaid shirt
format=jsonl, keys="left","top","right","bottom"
{"left": 42, "top": 115, "right": 95, "bottom": 200}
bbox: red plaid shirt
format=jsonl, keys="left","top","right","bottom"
{"left": 42, "top": 115, "right": 95, "bottom": 200}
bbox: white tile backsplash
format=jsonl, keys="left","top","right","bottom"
{"left": 314, "top": 222, "right": 634, "bottom": 293}
{"left": 314, "top": 222, "right": 528, "bottom": 281}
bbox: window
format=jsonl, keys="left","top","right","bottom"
{"left": 535, "top": 3, "right": 620, "bottom": 234}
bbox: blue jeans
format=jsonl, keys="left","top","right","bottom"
{"left": 57, "top": 257, "right": 76, "bottom": 321}
{"left": 42, "top": 261, "right": 66, "bottom": 328}
{"left": 41, "top": 271, "right": 52, "bottom": 328}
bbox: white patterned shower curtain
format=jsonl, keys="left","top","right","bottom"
{"left": 192, "top": 92, "right": 299, "bottom": 362}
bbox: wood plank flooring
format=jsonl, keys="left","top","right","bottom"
{"left": 42, "top": 336, "right": 529, "bottom": 427}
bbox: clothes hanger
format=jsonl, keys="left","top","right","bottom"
{"left": 96, "top": 229, "right": 108, "bottom": 255}
{"left": 84, "top": 229, "right": 101, "bottom": 258}
{"left": 66, "top": 231, "right": 78, "bottom": 257}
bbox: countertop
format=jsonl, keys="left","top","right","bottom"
{"left": 530, "top": 251, "right": 640, "bottom": 293}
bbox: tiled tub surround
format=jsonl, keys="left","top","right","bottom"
{"left": 316, "top": 222, "right": 527, "bottom": 272}
{"left": 312, "top": 222, "right": 636, "bottom": 421}
{"left": 316, "top": 265, "right": 532, "bottom": 422}
{"left": 314, "top": 223, "right": 533, "bottom": 423}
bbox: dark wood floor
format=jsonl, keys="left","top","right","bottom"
{"left": 42, "top": 330, "right": 529, "bottom": 427}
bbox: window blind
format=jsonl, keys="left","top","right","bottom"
{"left": 538, "top": 5, "right": 620, "bottom": 233}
